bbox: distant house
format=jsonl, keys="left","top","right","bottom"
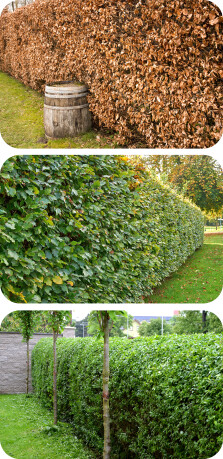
{"left": 123, "top": 313, "right": 179, "bottom": 338}
{"left": 122, "top": 318, "right": 141, "bottom": 338}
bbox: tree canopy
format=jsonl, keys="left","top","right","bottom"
{"left": 0, "top": 310, "right": 71, "bottom": 333}
{"left": 142, "top": 155, "right": 223, "bottom": 216}
{"left": 87, "top": 311, "right": 133, "bottom": 337}
{"left": 172, "top": 311, "right": 222, "bottom": 335}
{"left": 138, "top": 317, "right": 172, "bottom": 336}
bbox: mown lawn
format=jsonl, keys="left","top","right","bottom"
{"left": 0, "top": 71, "right": 118, "bottom": 149}
{"left": 204, "top": 226, "right": 223, "bottom": 233}
{"left": 0, "top": 394, "right": 95, "bottom": 459}
{"left": 146, "top": 234, "right": 223, "bottom": 303}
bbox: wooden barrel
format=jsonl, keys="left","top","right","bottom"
{"left": 44, "top": 81, "right": 92, "bottom": 138}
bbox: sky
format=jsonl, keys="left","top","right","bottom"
{"left": 72, "top": 306, "right": 185, "bottom": 322}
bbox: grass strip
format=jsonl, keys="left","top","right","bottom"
{"left": 204, "top": 226, "right": 223, "bottom": 233}
{"left": 146, "top": 234, "right": 223, "bottom": 303}
{"left": 0, "top": 71, "right": 117, "bottom": 149}
{"left": 0, "top": 394, "right": 95, "bottom": 458}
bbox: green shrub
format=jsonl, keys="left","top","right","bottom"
{"left": 31, "top": 334, "right": 223, "bottom": 458}
{"left": 0, "top": 155, "right": 204, "bottom": 302}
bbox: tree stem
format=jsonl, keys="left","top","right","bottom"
{"left": 202, "top": 310, "right": 207, "bottom": 334}
{"left": 53, "top": 329, "right": 57, "bottom": 424}
{"left": 26, "top": 338, "right": 29, "bottom": 395}
{"left": 103, "top": 313, "right": 110, "bottom": 459}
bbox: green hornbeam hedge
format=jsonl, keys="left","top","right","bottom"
{"left": 0, "top": 155, "right": 204, "bottom": 303}
{"left": 31, "top": 334, "right": 223, "bottom": 458}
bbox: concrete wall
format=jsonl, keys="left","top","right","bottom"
{"left": 0, "top": 332, "right": 54, "bottom": 394}
{"left": 63, "top": 326, "right": 75, "bottom": 338}
{"left": 0, "top": 327, "right": 75, "bottom": 394}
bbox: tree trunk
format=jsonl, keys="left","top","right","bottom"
{"left": 69, "top": 310, "right": 72, "bottom": 325}
{"left": 103, "top": 313, "right": 110, "bottom": 459}
{"left": 202, "top": 310, "right": 207, "bottom": 333}
{"left": 26, "top": 338, "right": 29, "bottom": 394}
{"left": 53, "top": 330, "right": 57, "bottom": 424}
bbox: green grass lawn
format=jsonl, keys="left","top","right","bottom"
{"left": 204, "top": 226, "right": 223, "bottom": 233}
{"left": 0, "top": 394, "right": 95, "bottom": 459}
{"left": 0, "top": 71, "right": 118, "bottom": 149}
{"left": 146, "top": 234, "right": 223, "bottom": 303}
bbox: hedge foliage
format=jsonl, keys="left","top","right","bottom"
{"left": 0, "top": 155, "right": 204, "bottom": 303}
{"left": 31, "top": 334, "right": 223, "bottom": 458}
{"left": 0, "top": 0, "right": 222, "bottom": 147}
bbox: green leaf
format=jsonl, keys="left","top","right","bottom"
{"left": 7, "top": 249, "right": 19, "bottom": 260}
{"left": 5, "top": 221, "right": 16, "bottom": 229}
{"left": 7, "top": 187, "right": 16, "bottom": 197}
{"left": 92, "top": 180, "right": 101, "bottom": 188}
{"left": 44, "top": 278, "right": 52, "bottom": 286}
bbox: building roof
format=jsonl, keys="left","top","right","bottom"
{"left": 133, "top": 316, "right": 173, "bottom": 322}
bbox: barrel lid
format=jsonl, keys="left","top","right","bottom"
{"left": 45, "top": 80, "right": 88, "bottom": 93}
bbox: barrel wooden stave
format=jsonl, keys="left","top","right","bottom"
{"left": 44, "top": 82, "right": 92, "bottom": 138}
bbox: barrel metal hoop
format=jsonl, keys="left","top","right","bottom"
{"left": 45, "top": 86, "right": 87, "bottom": 94}
{"left": 44, "top": 104, "right": 89, "bottom": 110}
{"left": 45, "top": 93, "right": 86, "bottom": 99}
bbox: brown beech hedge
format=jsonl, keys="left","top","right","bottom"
{"left": 0, "top": 0, "right": 222, "bottom": 147}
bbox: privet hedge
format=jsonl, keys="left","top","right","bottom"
{"left": 0, "top": 155, "right": 204, "bottom": 303}
{"left": 31, "top": 334, "right": 223, "bottom": 458}
{"left": 0, "top": 0, "right": 222, "bottom": 147}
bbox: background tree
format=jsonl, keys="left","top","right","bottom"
{"left": 138, "top": 318, "right": 172, "bottom": 336}
{"left": 0, "top": 311, "right": 21, "bottom": 332}
{"left": 171, "top": 311, "right": 222, "bottom": 334}
{"left": 88, "top": 311, "right": 133, "bottom": 337}
{"left": 143, "top": 155, "right": 223, "bottom": 217}
{"left": 15, "top": 310, "right": 37, "bottom": 394}
{"left": 0, "top": 310, "right": 74, "bottom": 333}
{"left": 207, "top": 313, "right": 223, "bottom": 333}
{"left": 43, "top": 310, "right": 71, "bottom": 424}
{"left": 129, "top": 155, "right": 180, "bottom": 176}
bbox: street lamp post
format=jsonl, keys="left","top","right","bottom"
{"left": 80, "top": 321, "right": 88, "bottom": 338}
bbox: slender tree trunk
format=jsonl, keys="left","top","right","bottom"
{"left": 103, "top": 313, "right": 110, "bottom": 459}
{"left": 53, "top": 329, "right": 57, "bottom": 424}
{"left": 26, "top": 338, "right": 29, "bottom": 394}
{"left": 202, "top": 310, "right": 207, "bottom": 334}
